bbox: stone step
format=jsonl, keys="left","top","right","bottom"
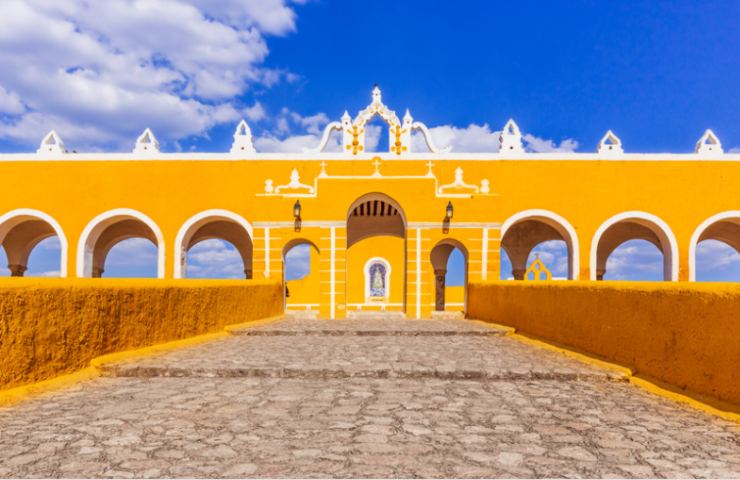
{"left": 284, "top": 309, "right": 319, "bottom": 320}
{"left": 98, "top": 364, "right": 626, "bottom": 382}
{"left": 229, "top": 318, "right": 507, "bottom": 337}
{"left": 346, "top": 310, "right": 406, "bottom": 320}
{"left": 430, "top": 310, "right": 465, "bottom": 320}
{"left": 234, "top": 329, "right": 505, "bottom": 337}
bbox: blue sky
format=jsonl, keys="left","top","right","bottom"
{"left": 0, "top": 0, "right": 738, "bottom": 281}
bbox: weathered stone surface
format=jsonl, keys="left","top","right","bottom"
{"left": 0, "top": 317, "right": 739, "bottom": 478}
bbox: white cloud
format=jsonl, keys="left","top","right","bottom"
{"left": 604, "top": 239, "right": 663, "bottom": 280}
{"left": 0, "top": 0, "right": 300, "bottom": 150}
{"left": 285, "top": 243, "right": 310, "bottom": 280}
{"left": 186, "top": 238, "right": 245, "bottom": 279}
{"left": 523, "top": 134, "right": 578, "bottom": 153}
{"left": 106, "top": 238, "right": 158, "bottom": 267}
{"left": 696, "top": 239, "right": 740, "bottom": 271}
{"left": 259, "top": 114, "right": 578, "bottom": 154}
{"left": 729, "top": 147, "right": 740, "bottom": 153}
{"left": 411, "top": 124, "right": 500, "bottom": 153}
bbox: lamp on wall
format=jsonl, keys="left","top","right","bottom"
{"left": 293, "top": 200, "right": 302, "bottom": 219}
{"left": 293, "top": 200, "right": 302, "bottom": 232}
{"left": 445, "top": 201, "right": 454, "bottom": 220}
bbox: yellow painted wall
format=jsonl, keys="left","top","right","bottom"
{"left": 346, "top": 235, "right": 405, "bottom": 311}
{"left": 0, "top": 278, "right": 282, "bottom": 390}
{"left": 445, "top": 285, "right": 465, "bottom": 311}
{"left": 286, "top": 243, "right": 320, "bottom": 308}
{"left": 0, "top": 156, "right": 738, "bottom": 317}
{"left": 467, "top": 281, "right": 740, "bottom": 405}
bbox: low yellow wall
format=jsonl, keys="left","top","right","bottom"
{"left": 467, "top": 281, "right": 740, "bottom": 405}
{"left": 0, "top": 278, "right": 282, "bottom": 390}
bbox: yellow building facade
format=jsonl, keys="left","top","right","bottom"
{"left": 1, "top": 88, "right": 738, "bottom": 318}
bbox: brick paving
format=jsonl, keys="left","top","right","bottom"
{"left": 1, "top": 318, "right": 740, "bottom": 478}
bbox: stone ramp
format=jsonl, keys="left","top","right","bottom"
{"left": 99, "top": 318, "right": 624, "bottom": 382}
{"left": 3, "top": 317, "right": 740, "bottom": 478}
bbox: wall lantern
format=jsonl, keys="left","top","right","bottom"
{"left": 293, "top": 200, "right": 302, "bottom": 220}
{"left": 293, "top": 200, "right": 302, "bottom": 232}
{"left": 445, "top": 201, "right": 454, "bottom": 220}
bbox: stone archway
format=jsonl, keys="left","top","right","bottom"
{"left": 346, "top": 193, "right": 407, "bottom": 314}
{"left": 430, "top": 239, "right": 469, "bottom": 312}
{"left": 500, "top": 210, "right": 579, "bottom": 280}
{"left": 0, "top": 209, "right": 68, "bottom": 277}
{"left": 175, "top": 210, "right": 253, "bottom": 279}
{"left": 689, "top": 211, "right": 740, "bottom": 281}
{"left": 78, "top": 209, "right": 164, "bottom": 278}
{"left": 591, "top": 211, "right": 678, "bottom": 281}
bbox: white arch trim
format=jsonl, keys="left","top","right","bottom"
{"left": 688, "top": 210, "right": 740, "bottom": 282}
{"left": 500, "top": 209, "right": 581, "bottom": 280}
{"left": 590, "top": 211, "right": 679, "bottom": 281}
{"left": 0, "top": 208, "right": 69, "bottom": 277}
{"left": 77, "top": 208, "right": 165, "bottom": 278}
{"left": 364, "top": 256, "right": 392, "bottom": 302}
{"left": 174, "top": 209, "right": 254, "bottom": 279}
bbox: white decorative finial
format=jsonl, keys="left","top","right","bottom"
{"left": 133, "top": 128, "right": 160, "bottom": 154}
{"left": 598, "top": 130, "right": 623, "bottom": 154}
{"left": 499, "top": 119, "right": 523, "bottom": 153}
{"left": 37, "top": 130, "right": 67, "bottom": 154}
{"left": 695, "top": 129, "right": 723, "bottom": 155}
{"left": 372, "top": 85, "right": 382, "bottom": 104}
{"left": 403, "top": 109, "right": 413, "bottom": 124}
{"left": 230, "top": 119, "right": 255, "bottom": 154}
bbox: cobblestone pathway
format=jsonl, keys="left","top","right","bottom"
{"left": 1, "top": 318, "right": 740, "bottom": 478}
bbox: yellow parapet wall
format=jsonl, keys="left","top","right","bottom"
{"left": 0, "top": 278, "right": 283, "bottom": 390}
{"left": 467, "top": 281, "right": 740, "bottom": 406}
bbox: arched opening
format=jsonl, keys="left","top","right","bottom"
{"left": 78, "top": 209, "right": 164, "bottom": 278}
{"left": 0, "top": 209, "right": 67, "bottom": 277}
{"left": 283, "top": 239, "right": 320, "bottom": 312}
{"left": 500, "top": 210, "right": 579, "bottom": 280}
{"left": 591, "top": 212, "right": 678, "bottom": 281}
{"left": 346, "top": 193, "right": 406, "bottom": 313}
{"left": 175, "top": 210, "right": 253, "bottom": 279}
{"left": 430, "top": 239, "right": 468, "bottom": 312}
{"left": 690, "top": 212, "right": 740, "bottom": 282}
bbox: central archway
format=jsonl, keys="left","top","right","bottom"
{"left": 346, "top": 193, "right": 407, "bottom": 315}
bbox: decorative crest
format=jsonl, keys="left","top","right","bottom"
{"left": 695, "top": 129, "right": 723, "bottom": 155}
{"left": 524, "top": 254, "right": 552, "bottom": 281}
{"left": 230, "top": 120, "right": 256, "bottom": 154}
{"left": 597, "top": 130, "right": 623, "bottom": 154}
{"left": 499, "top": 119, "right": 523, "bottom": 153}
{"left": 307, "top": 86, "right": 450, "bottom": 155}
{"left": 37, "top": 130, "right": 67, "bottom": 154}
{"left": 438, "top": 167, "right": 480, "bottom": 194}
{"left": 133, "top": 128, "right": 160, "bottom": 154}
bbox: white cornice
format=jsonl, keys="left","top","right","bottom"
{"left": 0, "top": 152, "right": 738, "bottom": 162}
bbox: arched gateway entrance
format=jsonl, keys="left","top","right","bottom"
{"left": 346, "top": 193, "right": 407, "bottom": 315}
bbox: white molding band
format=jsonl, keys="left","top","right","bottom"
{"left": 501, "top": 209, "right": 580, "bottom": 280}
{"left": 590, "top": 211, "right": 679, "bottom": 281}
{"left": 0, "top": 208, "right": 69, "bottom": 277}
{"left": 330, "top": 227, "right": 336, "bottom": 319}
{"left": 416, "top": 228, "right": 421, "bottom": 319}
{"left": 688, "top": 210, "right": 740, "bottom": 281}
{"left": 173, "top": 209, "right": 254, "bottom": 279}
{"left": 6, "top": 152, "right": 740, "bottom": 163}
{"left": 481, "top": 227, "right": 489, "bottom": 280}
{"left": 77, "top": 208, "right": 165, "bottom": 278}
